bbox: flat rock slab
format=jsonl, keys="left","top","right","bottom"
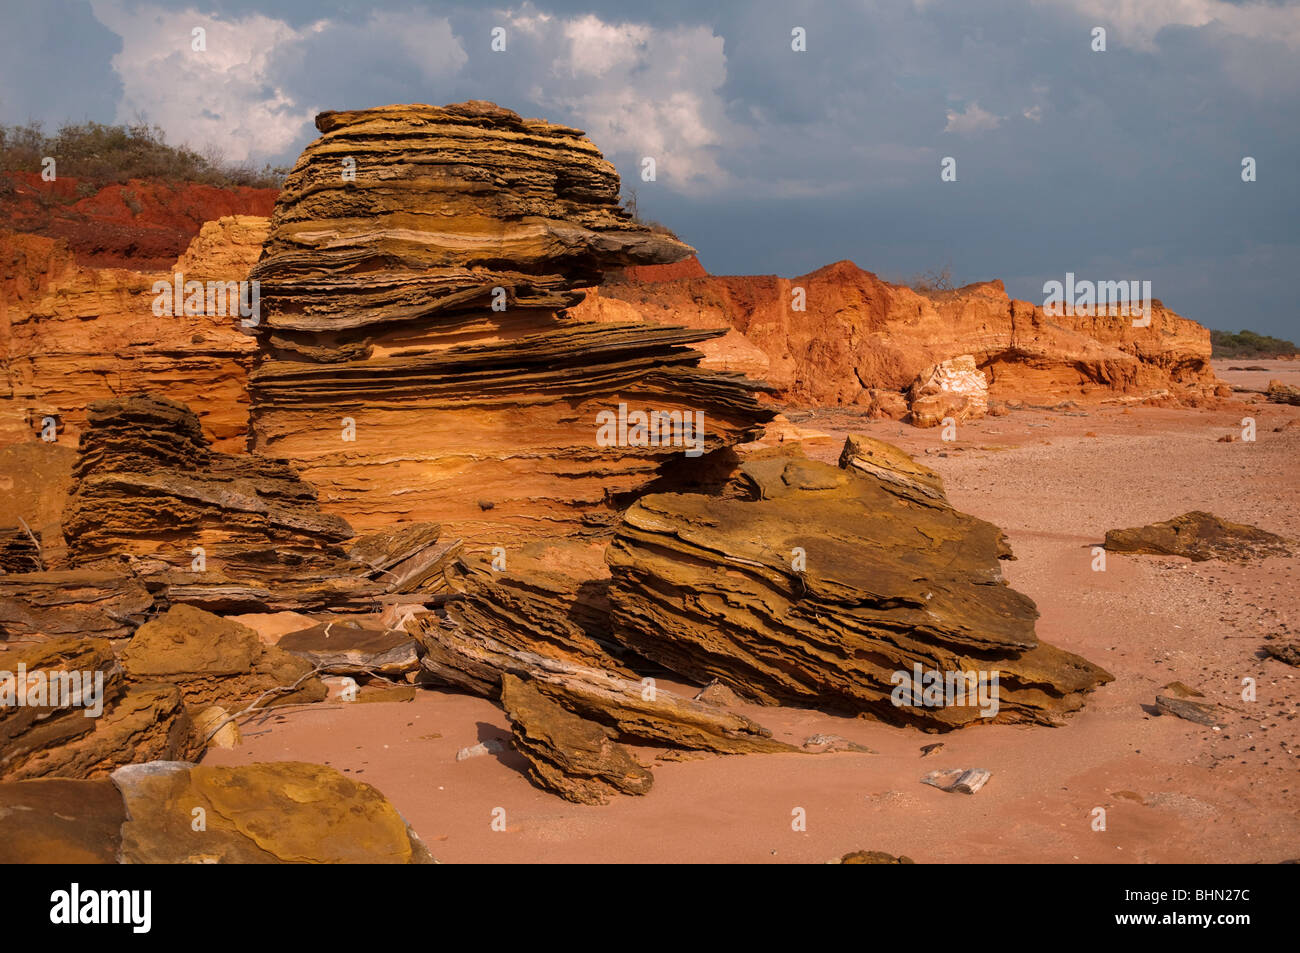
{"left": 0, "top": 777, "right": 125, "bottom": 863}
{"left": 1155, "top": 695, "right": 1223, "bottom": 727}
{"left": 111, "top": 760, "right": 434, "bottom": 863}
{"left": 277, "top": 619, "right": 421, "bottom": 675}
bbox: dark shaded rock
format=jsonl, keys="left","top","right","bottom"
{"left": 1263, "top": 641, "right": 1300, "bottom": 666}
{"left": 839, "top": 850, "right": 916, "bottom": 864}
{"left": 1104, "top": 511, "right": 1290, "bottom": 562}
{"left": 1155, "top": 695, "right": 1223, "bottom": 727}
{"left": 0, "top": 570, "right": 152, "bottom": 641}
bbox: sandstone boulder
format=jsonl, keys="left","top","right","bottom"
{"left": 908, "top": 354, "right": 988, "bottom": 427}
{"left": 121, "top": 604, "right": 326, "bottom": 710}
{"left": 111, "top": 760, "right": 434, "bottom": 863}
{"left": 606, "top": 440, "right": 1112, "bottom": 729}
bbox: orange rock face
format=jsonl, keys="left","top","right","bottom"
{"left": 0, "top": 216, "right": 267, "bottom": 450}
{"left": 572, "top": 259, "right": 1224, "bottom": 414}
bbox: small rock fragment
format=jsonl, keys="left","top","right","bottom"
{"left": 1155, "top": 695, "right": 1222, "bottom": 727}
{"left": 456, "top": 739, "right": 506, "bottom": 761}
{"left": 921, "top": 768, "right": 991, "bottom": 794}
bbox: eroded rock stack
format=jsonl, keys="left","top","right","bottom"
{"left": 247, "top": 102, "right": 774, "bottom": 541}
{"left": 606, "top": 437, "right": 1113, "bottom": 730}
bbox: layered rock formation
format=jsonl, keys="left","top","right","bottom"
{"left": 246, "top": 102, "right": 773, "bottom": 541}
{"left": 501, "top": 673, "right": 654, "bottom": 805}
{"left": 0, "top": 636, "right": 195, "bottom": 780}
{"left": 574, "top": 259, "right": 1226, "bottom": 417}
{"left": 57, "top": 394, "right": 457, "bottom": 613}
{"left": 0, "top": 217, "right": 266, "bottom": 450}
{"left": 605, "top": 438, "right": 1112, "bottom": 729}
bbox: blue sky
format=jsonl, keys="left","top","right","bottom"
{"left": 3, "top": 0, "right": 1298, "bottom": 338}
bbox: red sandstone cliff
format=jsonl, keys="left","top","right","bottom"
{"left": 573, "top": 257, "right": 1227, "bottom": 417}
{"left": 0, "top": 171, "right": 276, "bottom": 271}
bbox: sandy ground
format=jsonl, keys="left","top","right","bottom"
{"left": 206, "top": 362, "right": 1300, "bottom": 863}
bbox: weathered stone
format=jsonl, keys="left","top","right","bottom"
{"left": 838, "top": 850, "right": 916, "bottom": 864}
{"left": 0, "top": 570, "right": 152, "bottom": 641}
{"left": 838, "top": 434, "right": 948, "bottom": 506}
{"left": 1155, "top": 695, "right": 1222, "bottom": 727}
{"left": 1263, "top": 640, "right": 1300, "bottom": 666}
{"left": 277, "top": 618, "right": 421, "bottom": 676}
{"left": 5, "top": 682, "right": 194, "bottom": 781}
{"left": 412, "top": 610, "right": 792, "bottom": 754}
{"left": 112, "top": 760, "right": 434, "bottom": 863}
{"left": 606, "top": 443, "right": 1112, "bottom": 729}
{"left": 1105, "top": 511, "right": 1291, "bottom": 562}
{"left": 501, "top": 674, "right": 653, "bottom": 805}
{"left": 121, "top": 604, "right": 326, "bottom": 710}
{"left": 908, "top": 354, "right": 988, "bottom": 427}
{"left": 0, "top": 636, "right": 124, "bottom": 776}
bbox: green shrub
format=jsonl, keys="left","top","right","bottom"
{"left": 1210, "top": 329, "right": 1299, "bottom": 359}
{"left": 0, "top": 120, "right": 288, "bottom": 189}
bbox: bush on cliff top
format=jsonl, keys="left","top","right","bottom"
{"left": 0, "top": 120, "right": 288, "bottom": 189}
{"left": 1210, "top": 329, "right": 1299, "bottom": 359}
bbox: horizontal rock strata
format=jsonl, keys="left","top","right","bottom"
{"left": 0, "top": 217, "right": 266, "bottom": 450}
{"left": 58, "top": 394, "right": 458, "bottom": 613}
{"left": 247, "top": 102, "right": 773, "bottom": 541}
{"left": 573, "top": 259, "right": 1226, "bottom": 414}
{"left": 0, "top": 570, "right": 151, "bottom": 641}
{"left": 606, "top": 440, "right": 1112, "bottom": 729}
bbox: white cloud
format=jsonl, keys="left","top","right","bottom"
{"left": 1022, "top": 105, "right": 1043, "bottom": 121}
{"left": 1042, "top": 0, "right": 1300, "bottom": 52}
{"left": 87, "top": 2, "right": 466, "bottom": 163}
{"left": 944, "top": 101, "right": 1003, "bottom": 134}
{"left": 513, "top": 9, "right": 738, "bottom": 192}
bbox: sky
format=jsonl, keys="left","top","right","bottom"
{"left": 2, "top": 0, "right": 1298, "bottom": 338}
